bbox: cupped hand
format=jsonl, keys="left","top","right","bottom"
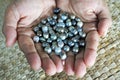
{"left": 57, "top": 0, "right": 112, "bottom": 78}
{"left": 3, "top": 0, "right": 64, "bottom": 75}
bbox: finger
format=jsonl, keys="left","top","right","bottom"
{"left": 75, "top": 50, "right": 86, "bottom": 78}
{"left": 84, "top": 30, "right": 99, "bottom": 67}
{"left": 97, "top": 3, "right": 112, "bottom": 36}
{"left": 3, "top": 4, "right": 20, "bottom": 47}
{"left": 50, "top": 54, "right": 64, "bottom": 73}
{"left": 35, "top": 43, "right": 57, "bottom": 76}
{"left": 64, "top": 52, "right": 75, "bottom": 75}
{"left": 18, "top": 35, "right": 41, "bottom": 71}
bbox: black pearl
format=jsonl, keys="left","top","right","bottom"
{"left": 53, "top": 8, "right": 61, "bottom": 14}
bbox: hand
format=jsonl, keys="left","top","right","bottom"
{"left": 56, "top": 0, "right": 112, "bottom": 78}
{"left": 3, "top": 0, "right": 64, "bottom": 75}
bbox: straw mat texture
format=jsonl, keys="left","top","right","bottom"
{"left": 0, "top": 0, "right": 120, "bottom": 80}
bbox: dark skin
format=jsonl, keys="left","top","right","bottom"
{"left": 3, "top": 0, "right": 112, "bottom": 78}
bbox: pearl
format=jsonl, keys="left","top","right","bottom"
{"left": 52, "top": 41, "right": 57, "bottom": 50}
{"left": 42, "top": 25, "right": 48, "bottom": 32}
{"left": 53, "top": 14, "right": 58, "bottom": 20}
{"left": 59, "top": 51, "right": 67, "bottom": 60}
{"left": 54, "top": 47, "right": 62, "bottom": 55}
{"left": 47, "top": 38, "right": 52, "bottom": 43}
{"left": 63, "top": 45, "right": 70, "bottom": 52}
{"left": 57, "top": 22, "right": 65, "bottom": 28}
{"left": 70, "top": 15, "right": 76, "bottom": 19}
{"left": 41, "top": 19, "right": 47, "bottom": 24}
{"left": 50, "top": 33, "right": 57, "bottom": 40}
{"left": 60, "top": 13, "right": 68, "bottom": 21}
{"left": 77, "top": 21, "right": 83, "bottom": 28}
{"left": 33, "top": 36, "right": 39, "bottom": 43}
{"left": 72, "top": 46, "right": 79, "bottom": 53}
{"left": 37, "top": 31, "right": 42, "bottom": 36}
{"left": 39, "top": 37, "right": 46, "bottom": 42}
{"left": 33, "top": 27, "right": 39, "bottom": 32}
{"left": 44, "top": 46, "right": 52, "bottom": 54}
{"left": 79, "top": 31, "right": 86, "bottom": 38}
{"left": 66, "top": 21, "right": 72, "bottom": 27}
{"left": 49, "top": 20, "right": 56, "bottom": 26}
{"left": 57, "top": 40, "right": 64, "bottom": 48}
{"left": 58, "top": 19, "right": 64, "bottom": 23}
{"left": 43, "top": 32, "right": 49, "bottom": 39}
{"left": 53, "top": 8, "right": 61, "bottom": 14}
{"left": 75, "top": 17, "right": 81, "bottom": 22}
{"left": 59, "top": 33, "right": 67, "bottom": 40}
{"left": 71, "top": 20, "right": 77, "bottom": 26}
{"left": 79, "top": 40, "right": 86, "bottom": 46}
{"left": 68, "top": 40, "right": 75, "bottom": 47}
{"left": 42, "top": 42, "right": 50, "bottom": 47}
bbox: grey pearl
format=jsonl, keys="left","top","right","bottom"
{"left": 73, "top": 46, "right": 79, "bottom": 53}
{"left": 75, "top": 17, "right": 81, "bottom": 22}
{"left": 79, "top": 40, "right": 86, "bottom": 46}
{"left": 44, "top": 46, "right": 52, "bottom": 54}
{"left": 72, "top": 29, "right": 78, "bottom": 35}
{"left": 43, "top": 32, "right": 49, "bottom": 39}
{"left": 63, "top": 40, "right": 68, "bottom": 44}
{"left": 58, "top": 19, "right": 64, "bottom": 23}
{"left": 39, "top": 37, "right": 46, "bottom": 42}
{"left": 53, "top": 14, "right": 58, "bottom": 20}
{"left": 68, "top": 32, "right": 74, "bottom": 37}
{"left": 57, "top": 40, "right": 64, "bottom": 48}
{"left": 68, "top": 40, "right": 75, "bottom": 47}
{"left": 37, "top": 31, "right": 42, "bottom": 36}
{"left": 77, "top": 21, "right": 83, "bottom": 28}
{"left": 59, "top": 51, "right": 67, "bottom": 60}
{"left": 41, "top": 19, "right": 47, "bottom": 24}
{"left": 59, "top": 33, "right": 67, "bottom": 40}
{"left": 63, "top": 45, "right": 70, "bottom": 52}
{"left": 56, "top": 27, "right": 65, "bottom": 33}
{"left": 42, "top": 25, "right": 48, "bottom": 32}
{"left": 50, "top": 33, "right": 57, "bottom": 40}
{"left": 52, "top": 41, "right": 57, "bottom": 50}
{"left": 54, "top": 47, "right": 62, "bottom": 55}
{"left": 47, "top": 16, "right": 52, "bottom": 22}
{"left": 57, "top": 22, "right": 65, "bottom": 28}
{"left": 69, "top": 26, "right": 75, "bottom": 32}
{"left": 71, "top": 35, "right": 80, "bottom": 42}
{"left": 79, "top": 32, "right": 86, "bottom": 38}
{"left": 70, "top": 15, "right": 76, "bottom": 19}
{"left": 71, "top": 20, "right": 77, "bottom": 26}
{"left": 47, "top": 38, "right": 52, "bottom": 43}
{"left": 49, "top": 20, "right": 56, "bottom": 26}
{"left": 66, "top": 21, "right": 72, "bottom": 27}
{"left": 42, "top": 42, "right": 50, "bottom": 47}
{"left": 60, "top": 13, "right": 68, "bottom": 21}
{"left": 33, "top": 36, "right": 39, "bottom": 43}
{"left": 33, "top": 27, "right": 39, "bottom": 32}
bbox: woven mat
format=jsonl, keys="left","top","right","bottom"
{"left": 0, "top": 0, "right": 120, "bottom": 80}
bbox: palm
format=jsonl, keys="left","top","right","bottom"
{"left": 56, "top": 0, "right": 106, "bottom": 77}
{"left": 3, "top": 0, "right": 64, "bottom": 75}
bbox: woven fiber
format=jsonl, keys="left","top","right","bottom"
{"left": 0, "top": 0, "right": 120, "bottom": 80}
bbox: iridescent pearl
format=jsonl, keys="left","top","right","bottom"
{"left": 53, "top": 14, "right": 58, "bottom": 20}
{"left": 79, "top": 40, "right": 86, "bottom": 46}
{"left": 41, "top": 19, "right": 47, "bottom": 24}
{"left": 57, "top": 22, "right": 65, "bottom": 28}
{"left": 43, "top": 32, "right": 49, "bottom": 39}
{"left": 33, "top": 27, "right": 39, "bottom": 32}
{"left": 39, "top": 37, "right": 46, "bottom": 42}
{"left": 57, "top": 40, "right": 64, "bottom": 48}
{"left": 60, "top": 13, "right": 68, "bottom": 21}
{"left": 75, "top": 17, "right": 81, "bottom": 22}
{"left": 33, "top": 36, "right": 39, "bottom": 43}
{"left": 42, "top": 42, "right": 50, "bottom": 47}
{"left": 72, "top": 46, "right": 79, "bottom": 53}
{"left": 70, "top": 15, "right": 76, "bottom": 19}
{"left": 44, "top": 46, "right": 52, "bottom": 54}
{"left": 63, "top": 45, "right": 70, "bottom": 52}
{"left": 37, "top": 31, "right": 42, "bottom": 36}
{"left": 77, "top": 21, "right": 83, "bottom": 28}
{"left": 53, "top": 8, "right": 61, "bottom": 14}
{"left": 59, "top": 51, "right": 67, "bottom": 60}
{"left": 42, "top": 25, "right": 48, "bottom": 32}
{"left": 50, "top": 33, "right": 57, "bottom": 40}
{"left": 55, "top": 47, "right": 62, "bottom": 55}
{"left": 68, "top": 40, "right": 75, "bottom": 47}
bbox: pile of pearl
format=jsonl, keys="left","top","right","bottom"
{"left": 33, "top": 8, "right": 86, "bottom": 60}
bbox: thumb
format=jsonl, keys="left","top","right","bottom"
{"left": 3, "top": 4, "right": 20, "bottom": 47}
{"left": 97, "top": 5, "right": 112, "bottom": 37}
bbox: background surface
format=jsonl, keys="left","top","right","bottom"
{"left": 0, "top": 0, "right": 120, "bottom": 80}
